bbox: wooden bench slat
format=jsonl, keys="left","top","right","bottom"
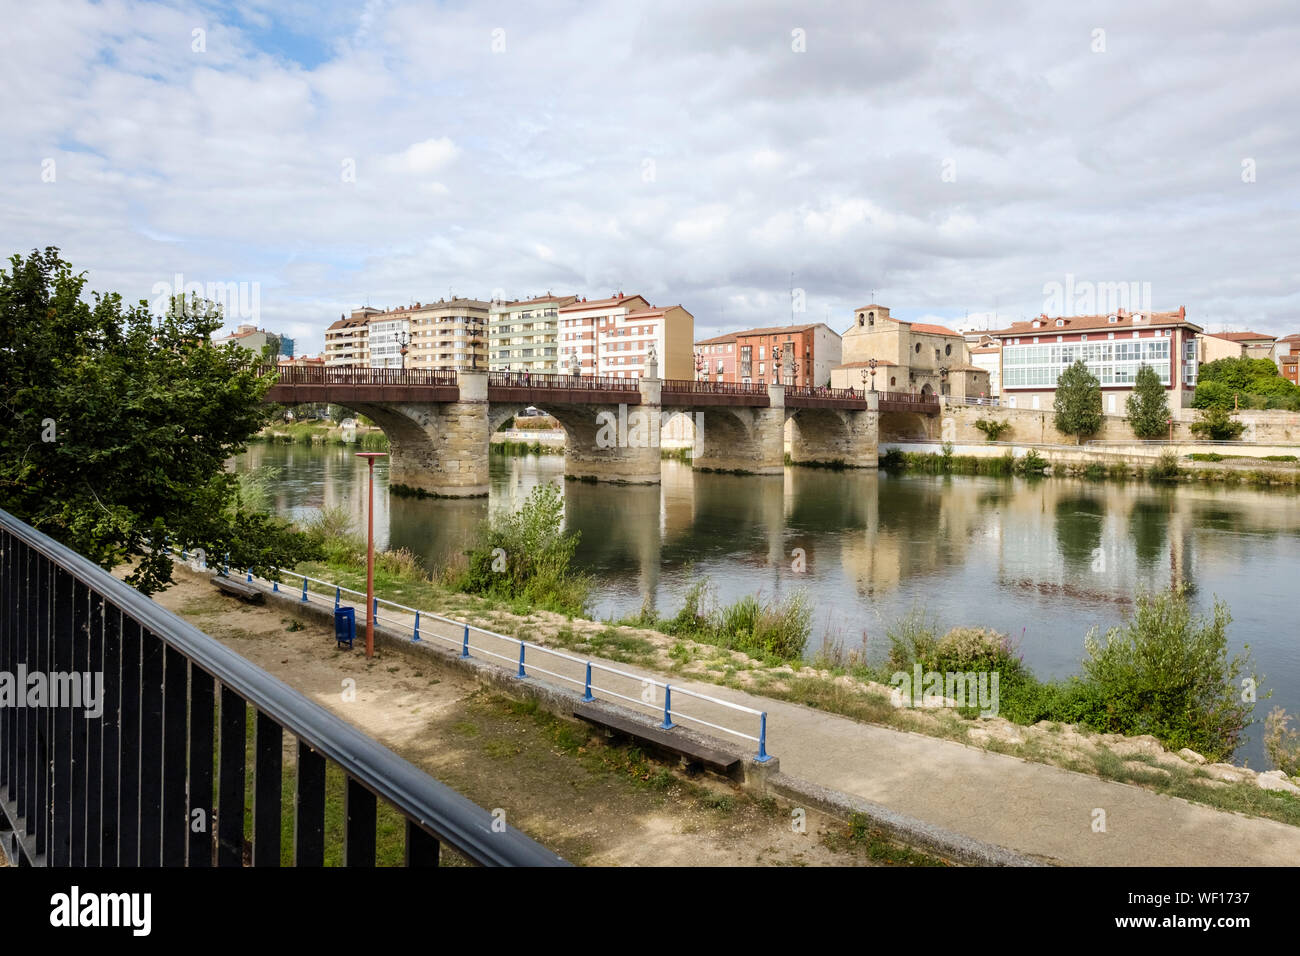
{"left": 573, "top": 704, "right": 741, "bottom": 774}
{"left": 211, "top": 577, "right": 264, "bottom": 603}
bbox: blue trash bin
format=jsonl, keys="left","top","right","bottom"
{"left": 334, "top": 606, "right": 355, "bottom": 648}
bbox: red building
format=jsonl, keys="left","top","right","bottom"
{"left": 695, "top": 323, "right": 842, "bottom": 386}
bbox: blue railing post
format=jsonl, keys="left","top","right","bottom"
{"left": 660, "top": 685, "right": 676, "bottom": 730}
{"left": 373, "top": 596, "right": 378, "bottom": 622}
{"left": 246, "top": 568, "right": 253, "bottom": 583}
{"left": 334, "top": 586, "right": 340, "bottom": 610}
{"left": 755, "top": 712, "right": 772, "bottom": 763}
{"left": 301, "top": 576, "right": 308, "bottom": 603}
{"left": 223, "top": 552, "right": 229, "bottom": 574}
{"left": 582, "top": 662, "right": 595, "bottom": 702}
{"left": 517, "top": 642, "right": 526, "bottom": 678}
{"left": 413, "top": 610, "right": 421, "bottom": 642}
{"left": 461, "top": 624, "right": 470, "bottom": 658}
{"left": 272, "top": 578, "right": 278, "bottom": 592}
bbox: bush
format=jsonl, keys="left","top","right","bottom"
{"left": 1014, "top": 449, "right": 1048, "bottom": 476}
{"left": 879, "top": 448, "right": 906, "bottom": 469}
{"left": 974, "top": 418, "right": 1012, "bottom": 441}
{"left": 1146, "top": 450, "right": 1183, "bottom": 481}
{"left": 1078, "top": 587, "right": 1255, "bottom": 761}
{"left": 644, "top": 582, "right": 812, "bottom": 662}
{"left": 1264, "top": 708, "right": 1300, "bottom": 777}
{"left": 1190, "top": 406, "right": 1246, "bottom": 441}
{"left": 450, "top": 483, "right": 590, "bottom": 615}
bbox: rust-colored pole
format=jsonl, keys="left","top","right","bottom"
{"left": 366, "top": 454, "right": 375, "bottom": 658}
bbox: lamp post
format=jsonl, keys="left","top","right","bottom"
{"left": 355, "top": 451, "right": 387, "bottom": 658}
{"left": 938, "top": 364, "right": 950, "bottom": 398}
{"left": 772, "top": 343, "right": 782, "bottom": 385}
{"left": 468, "top": 318, "right": 482, "bottom": 371}
{"left": 397, "top": 329, "right": 410, "bottom": 371}
{"left": 868, "top": 357, "right": 878, "bottom": 392}
{"left": 569, "top": 350, "right": 580, "bottom": 379}
{"left": 860, "top": 367, "right": 869, "bottom": 398}
{"left": 694, "top": 348, "right": 704, "bottom": 381}
{"left": 790, "top": 355, "right": 799, "bottom": 386}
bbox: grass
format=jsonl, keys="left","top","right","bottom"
{"left": 820, "top": 813, "right": 951, "bottom": 866}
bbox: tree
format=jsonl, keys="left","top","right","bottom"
{"left": 1053, "top": 359, "right": 1102, "bottom": 444}
{"left": 0, "top": 247, "right": 319, "bottom": 594}
{"left": 1195, "top": 356, "right": 1300, "bottom": 411}
{"left": 1125, "top": 363, "right": 1170, "bottom": 439}
{"left": 1189, "top": 405, "right": 1246, "bottom": 441}
{"left": 974, "top": 418, "right": 1012, "bottom": 441}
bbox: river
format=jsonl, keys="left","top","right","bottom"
{"left": 234, "top": 442, "right": 1300, "bottom": 765}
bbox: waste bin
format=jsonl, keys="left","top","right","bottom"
{"left": 334, "top": 606, "right": 355, "bottom": 648}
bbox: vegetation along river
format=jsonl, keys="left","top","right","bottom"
{"left": 234, "top": 442, "right": 1300, "bottom": 766}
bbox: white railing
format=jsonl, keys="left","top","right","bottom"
{"left": 168, "top": 548, "right": 773, "bottom": 763}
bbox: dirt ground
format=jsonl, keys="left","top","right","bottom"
{"left": 151, "top": 573, "right": 928, "bottom": 867}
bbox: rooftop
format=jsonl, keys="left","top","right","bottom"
{"left": 988, "top": 307, "right": 1196, "bottom": 337}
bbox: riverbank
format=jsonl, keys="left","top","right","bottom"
{"left": 881, "top": 441, "right": 1300, "bottom": 487}
{"left": 286, "top": 549, "right": 1300, "bottom": 832}
{"left": 256, "top": 420, "right": 388, "bottom": 449}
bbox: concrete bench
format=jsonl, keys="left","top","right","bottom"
{"left": 211, "top": 575, "right": 264, "bottom": 604}
{"left": 573, "top": 703, "right": 741, "bottom": 776}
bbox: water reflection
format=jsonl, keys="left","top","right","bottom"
{"left": 235, "top": 443, "right": 1300, "bottom": 765}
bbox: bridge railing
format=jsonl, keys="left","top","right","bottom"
{"left": 488, "top": 371, "right": 638, "bottom": 391}
{"left": 264, "top": 365, "right": 460, "bottom": 387}
{"left": 0, "top": 509, "right": 566, "bottom": 868}
{"left": 785, "top": 384, "right": 865, "bottom": 401}
{"left": 660, "top": 379, "right": 770, "bottom": 395}
{"left": 186, "top": 557, "right": 774, "bottom": 764}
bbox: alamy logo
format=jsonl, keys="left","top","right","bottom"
{"left": 0, "top": 666, "right": 104, "bottom": 718}
{"left": 150, "top": 273, "right": 260, "bottom": 322}
{"left": 890, "top": 663, "right": 1000, "bottom": 717}
{"left": 1041, "top": 274, "right": 1152, "bottom": 318}
{"left": 49, "top": 886, "right": 151, "bottom": 936}
{"left": 595, "top": 406, "right": 704, "bottom": 454}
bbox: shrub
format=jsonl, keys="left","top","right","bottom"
{"left": 1146, "top": 450, "right": 1183, "bottom": 481}
{"left": 450, "top": 483, "right": 590, "bottom": 615}
{"left": 879, "top": 448, "right": 906, "bottom": 469}
{"left": 1078, "top": 587, "right": 1255, "bottom": 761}
{"left": 1263, "top": 708, "right": 1300, "bottom": 777}
{"left": 1189, "top": 406, "right": 1246, "bottom": 441}
{"left": 1014, "top": 449, "right": 1048, "bottom": 476}
{"left": 974, "top": 418, "right": 1012, "bottom": 441}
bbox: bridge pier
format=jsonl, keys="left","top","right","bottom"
{"left": 786, "top": 393, "right": 879, "bottom": 467}
{"left": 353, "top": 370, "right": 490, "bottom": 498}
{"left": 686, "top": 385, "right": 786, "bottom": 475}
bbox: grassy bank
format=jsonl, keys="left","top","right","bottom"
{"left": 491, "top": 438, "right": 563, "bottom": 456}
{"left": 258, "top": 420, "right": 388, "bottom": 450}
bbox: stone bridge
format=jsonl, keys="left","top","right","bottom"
{"left": 264, "top": 364, "right": 938, "bottom": 497}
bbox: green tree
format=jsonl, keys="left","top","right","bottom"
{"left": 1189, "top": 405, "right": 1246, "bottom": 441}
{"left": 1195, "top": 356, "right": 1300, "bottom": 411}
{"left": 1053, "top": 359, "right": 1102, "bottom": 444}
{"left": 0, "top": 247, "right": 319, "bottom": 593}
{"left": 1125, "top": 363, "right": 1170, "bottom": 439}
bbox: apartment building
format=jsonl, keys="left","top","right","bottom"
{"left": 213, "top": 323, "right": 292, "bottom": 358}
{"left": 556, "top": 293, "right": 694, "bottom": 379}
{"left": 697, "top": 323, "right": 841, "bottom": 387}
{"left": 488, "top": 294, "right": 578, "bottom": 373}
{"left": 1215, "top": 331, "right": 1276, "bottom": 359}
{"left": 695, "top": 332, "right": 737, "bottom": 381}
{"left": 324, "top": 308, "right": 379, "bottom": 367}
{"left": 1276, "top": 333, "right": 1300, "bottom": 384}
{"left": 404, "top": 298, "right": 490, "bottom": 370}
{"left": 369, "top": 316, "right": 410, "bottom": 368}
{"left": 988, "top": 306, "right": 1202, "bottom": 412}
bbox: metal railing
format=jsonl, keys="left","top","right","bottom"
{"left": 943, "top": 395, "right": 1002, "bottom": 407}
{"left": 660, "top": 379, "right": 770, "bottom": 395}
{"left": 878, "top": 390, "right": 939, "bottom": 406}
{"left": 185, "top": 556, "right": 773, "bottom": 764}
{"left": 0, "top": 509, "right": 566, "bottom": 867}
{"left": 266, "top": 365, "right": 459, "bottom": 387}
{"left": 785, "top": 384, "right": 864, "bottom": 401}
{"left": 488, "top": 371, "right": 638, "bottom": 391}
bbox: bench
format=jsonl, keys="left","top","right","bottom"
{"left": 573, "top": 703, "right": 741, "bottom": 777}
{"left": 211, "top": 575, "right": 264, "bottom": 604}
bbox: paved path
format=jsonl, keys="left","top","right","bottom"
{"left": 273, "top": 573, "right": 1300, "bottom": 866}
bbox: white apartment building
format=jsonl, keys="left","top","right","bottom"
{"left": 369, "top": 317, "right": 411, "bottom": 368}
{"left": 489, "top": 294, "right": 577, "bottom": 372}
{"left": 558, "top": 293, "right": 694, "bottom": 379}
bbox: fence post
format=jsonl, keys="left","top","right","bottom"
{"left": 413, "top": 610, "right": 421, "bottom": 642}
{"left": 660, "top": 685, "right": 676, "bottom": 730}
{"left": 224, "top": 552, "right": 230, "bottom": 574}
{"left": 755, "top": 712, "right": 772, "bottom": 763}
{"left": 246, "top": 568, "right": 253, "bottom": 583}
{"left": 335, "top": 586, "right": 340, "bottom": 610}
{"left": 373, "top": 596, "right": 378, "bottom": 623}
{"left": 301, "top": 576, "right": 308, "bottom": 603}
{"left": 582, "top": 662, "right": 594, "bottom": 702}
{"left": 461, "top": 624, "right": 470, "bottom": 658}
{"left": 272, "top": 578, "right": 278, "bottom": 592}
{"left": 517, "top": 642, "right": 526, "bottom": 678}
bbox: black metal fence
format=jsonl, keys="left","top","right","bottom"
{"left": 0, "top": 508, "right": 566, "bottom": 867}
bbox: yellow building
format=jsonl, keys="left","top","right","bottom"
{"left": 829, "top": 304, "right": 990, "bottom": 399}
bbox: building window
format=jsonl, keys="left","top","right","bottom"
{"left": 945, "top": 344, "right": 952, "bottom": 356}
{"left": 915, "top": 342, "right": 922, "bottom": 353}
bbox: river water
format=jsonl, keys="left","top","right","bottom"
{"left": 235, "top": 442, "right": 1300, "bottom": 765}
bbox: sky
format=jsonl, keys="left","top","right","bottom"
{"left": 2, "top": 0, "right": 1298, "bottom": 355}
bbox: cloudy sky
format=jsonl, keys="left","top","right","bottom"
{"left": 3, "top": 0, "right": 1298, "bottom": 353}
